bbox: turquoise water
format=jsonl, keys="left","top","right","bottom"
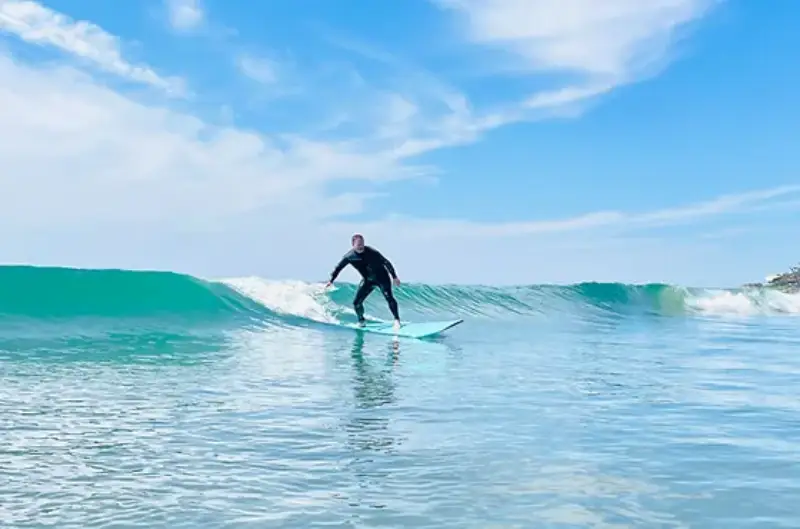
{"left": 2, "top": 265, "right": 800, "bottom": 528}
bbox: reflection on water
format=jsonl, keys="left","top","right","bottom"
{"left": 342, "top": 334, "right": 404, "bottom": 511}
{"left": 349, "top": 333, "right": 398, "bottom": 410}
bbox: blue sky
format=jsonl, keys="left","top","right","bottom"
{"left": 0, "top": 0, "right": 798, "bottom": 286}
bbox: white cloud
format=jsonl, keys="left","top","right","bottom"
{"left": 166, "top": 0, "right": 204, "bottom": 31}
{"left": 0, "top": 39, "right": 794, "bottom": 286}
{"left": 309, "top": 0, "right": 723, "bottom": 161}
{"left": 0, "top": 40, "right": 789, "bottom": 281}
{"left": 0, "top": 0, "right": 184, "bottom": 95}
{"left": 636, "top": 185, "right": 800, "bottom": 226}
{"left": 2, "top": 0, "right": 786, "bottom": 287}
{"left": 236, "top": 54, "right": 279, "bottom": 85}
{"left": 332, "top": 185, "right": 800, "bottom": 242}
{"left": 430, "top": 0, "right": 722, "bottom": 124}
{"left": 0, "top": 53, "right": 411, "bottom": 232}
{"left": 434, "top": 0, "right": 719, "bottom": 78}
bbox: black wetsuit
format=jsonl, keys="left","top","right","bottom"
{"left": 329, "top": 246, "right": 400, "bottom": 322}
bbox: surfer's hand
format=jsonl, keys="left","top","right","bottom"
{"left": 325, "top": 281, "right": 333, "bottom": 288}
{"left": 392, "top": 277, "right": 401, "bottom": 286}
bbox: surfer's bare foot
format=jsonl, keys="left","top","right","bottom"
{"left": 357, "top": 320, "right": 366, "bottom": 327}
{"left": 393, "top": 320, "right": 401, "bottom": 330}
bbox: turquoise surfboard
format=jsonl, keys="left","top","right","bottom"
{"left": 340, "top": 319, "right": 463, "bottom": 339}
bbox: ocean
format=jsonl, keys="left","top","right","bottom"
{"left": 2, "top": 264, "right": 800, "bottom": 528}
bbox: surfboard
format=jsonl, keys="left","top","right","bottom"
{"left": 341, "top": 319, "right": 463, "bottom": 339}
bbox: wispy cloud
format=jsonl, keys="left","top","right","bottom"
{"left": 236, "top": 54, "right": 279, "bottom": 85}
{"left": 0, "top": 0, "right": 761, "bottom": 285}
{"left": 434, "top": 0, "right": 719, "bottom": 79}
{"left": 0, "top": 0, "right": 184, "bottom": 95}
{"left": 0, "top": 52, "right": 417, "bottom": 232}
{"left": 309, "top": 1, "right": 723, "bottom": 163}
{"left": 338, "top": 184, "right": 800, "bottom": 240}
{"left": 165, "top": 0, "right": 204, "bottom": 32}
{"left": 0, "top": 0, "right": 732, "bottom": 230}
{"left": 636, "top": 185, "right": 800, "bottom": 226}
{"left": 429, "top": 0, "right": 722, "bottom": 124}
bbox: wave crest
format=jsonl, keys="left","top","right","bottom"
{"left": 1, "top": 266, "right": 798, "bottom": 326}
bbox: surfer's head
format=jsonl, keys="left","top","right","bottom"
{"left": 351, "top": 233, "right": 365, "bottom": 253}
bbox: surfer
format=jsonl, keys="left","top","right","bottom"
{"left": 326, "top": 233, "right": 402, "bottom": 330}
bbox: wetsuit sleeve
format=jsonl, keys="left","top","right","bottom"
{"left": 329, "top": 254, "right": 350, "bottom": 282}
{"left": 375, "top": 249, "right": 398, "bottom": 279}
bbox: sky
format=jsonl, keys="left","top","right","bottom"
{"left": 0, "top": 0, "right": 798, "bottom": 287}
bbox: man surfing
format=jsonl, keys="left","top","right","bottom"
{"left": 326, "top": 233, "right": 402, "bottom": 330}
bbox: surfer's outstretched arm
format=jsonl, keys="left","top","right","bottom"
{"left": 329, "top": 255, "right": 350, "bottom": 283}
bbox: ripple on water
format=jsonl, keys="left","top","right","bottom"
{"left": 3, "top": 317, "right": 800, "bottom": 527}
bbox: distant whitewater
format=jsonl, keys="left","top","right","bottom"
{"left": 1, "top": 265, "right": 798, "bottom": 327}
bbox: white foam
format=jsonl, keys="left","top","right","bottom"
{"left": 216, "top": 276, "right": 342, "bottom": 323}
{"left": 686, "top": 288, "right": 800, "bottom": 316}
